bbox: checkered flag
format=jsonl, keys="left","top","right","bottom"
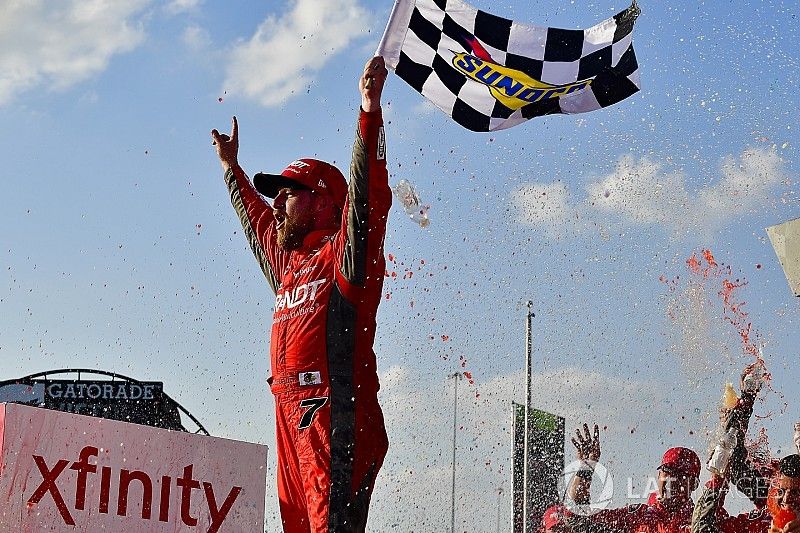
{"left": 377, "top": 0, "right": 641, "bottom": 132}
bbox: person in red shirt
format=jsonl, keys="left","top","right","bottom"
{"left": 211, "top": 57, "right": 391, "bottom": 533}
{"left": 568, "top": 423, "right": 700, "bottom": 532}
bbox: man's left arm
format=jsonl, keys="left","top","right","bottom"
{"left": 338, "top": 57, "right": 392, "bottom": 291}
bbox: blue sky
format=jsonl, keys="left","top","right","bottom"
{"left": 1, "top": 0, "right": 798, "bottom": 530}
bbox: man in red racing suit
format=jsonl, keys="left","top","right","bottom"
{"left": 211, "top": 57, "right": 391, "bottom": 533}
{"left": 568, "top": 423, "right": 700, "bottom": 533}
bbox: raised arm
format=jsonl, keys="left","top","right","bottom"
{"left": 727, "top": 363, "right": 768, "bottom": 507}
{"left": 693, "top": 364, "right": 768, "bottom": 533}
{"left": 565, "top": 424, "right": 647, "bottom": 530}
{"left": 569, "top": 423, "right": 601, "bottom": 505}
{"left": 211, "top": 117, "right": 282, "bottom": 293}
{"left": 338, "top": 57, "right": 392, "bottom": 290}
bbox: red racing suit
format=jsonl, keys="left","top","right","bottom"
{"left": 584, "top": 493, "right": 694, "bottom": 533}
{"left": 224, "top": 109, "right": 391, "bottom": 533}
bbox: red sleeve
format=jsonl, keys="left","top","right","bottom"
{"left": 335, "top": 108, "right": 392, "bottom": 295}
{"left": 224, "top": 165, "right": 285, "bottom": 293}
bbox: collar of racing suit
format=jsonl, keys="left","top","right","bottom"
{"left": 296, "top": 229, "right": 336, "bottom": 254}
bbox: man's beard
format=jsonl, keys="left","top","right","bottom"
{"left": 277, "top": 217, "right": 310, "bottom": 250}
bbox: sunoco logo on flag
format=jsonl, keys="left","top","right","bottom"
{"left": 449, "top": 39, "right": 593, "bottom": 111}
{"left": 377, "top": 0, "right": 641, "bottom": 132}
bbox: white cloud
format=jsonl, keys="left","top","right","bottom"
{"left": 0, "top": 1, "right": 151, "bottom": 105}
{"left": 78, "top": 90, "right": 100, "bottom": 105}
{"left": 511, "top": 181, "right": 584, "bottom": 238}
{"left": 697, "top": 147, "right": 786, "bottom": 225}
{"left": 223, "top": 0, "right": 370, "bottom": 107}
{"left": 182, "top": 24, "right": 210, "bottom": 51}
{"left": 513, "top": 147, "right": 786, "bottom": 239}
{"left": 586, "top": 155, "right": 692, "bottom": 226}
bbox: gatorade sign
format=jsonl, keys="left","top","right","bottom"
{"left": 0, "top": 403, "right": 267, "bottom": 531}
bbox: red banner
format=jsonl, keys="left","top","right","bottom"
{"left": 0, "top": 403, "right": 267, "bottom": 531}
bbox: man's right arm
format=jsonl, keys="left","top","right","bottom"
{"left": 224, "top": 165, "right": 280, "bottom": 293}
{"left": 212, "top": 117, "right": 281, "bottom": 294}
{"left": 569, "top": 423, "right": 601, "bottom": 504}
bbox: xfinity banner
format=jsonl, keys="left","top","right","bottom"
{"left": 0, "top": 403, "right": 268, "bottom": 531}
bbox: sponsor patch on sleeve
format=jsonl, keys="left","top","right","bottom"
{"left": 377, "top": 126, "right": 386, "bottom": 161}
{"left": 299, "top": 371, "right": 322, "bottom": 386}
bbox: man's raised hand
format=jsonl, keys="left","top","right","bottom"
{"left": 360, "top": 56, "right": 388, "bottom": 113}
{"left": 211, "top": 116, "right": 239, "bottom": 172}
{"left": 571, "top": 423, "right": 601, "bottom": 463}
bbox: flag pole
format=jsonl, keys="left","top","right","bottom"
{"left": 522, "top": 301, "right": 534, "bottom": 533}
{"left": 450, "top": 371, "right": 462, "bottom": 533}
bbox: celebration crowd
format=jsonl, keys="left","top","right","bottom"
{"left": 542, "top": 364, "right": 800, "bottom": 533}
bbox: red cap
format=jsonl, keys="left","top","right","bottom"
{"left": 659, "top": 447, "right": 701, "bottom": 478}
{"left": 541, "top": 504, "right": 565, "bottom": 530}
{"left": 254, "top": 158, "right": 347, "bottom": 209}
